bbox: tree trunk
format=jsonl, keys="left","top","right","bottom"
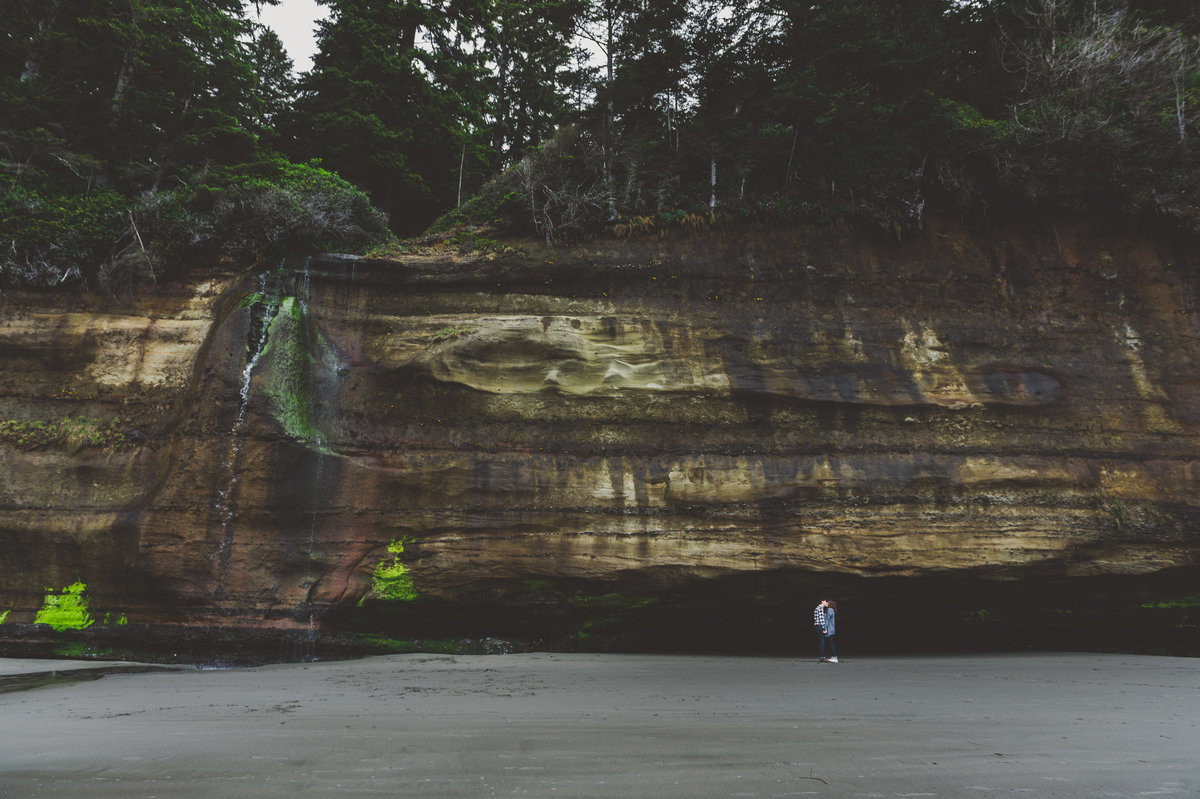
{"left": 458, "top": 139, "right": 466, "bottom": 207}
{"left": 399, "top": 1, "right": 419, "bottom": 55}
{"left": 20, "top": 0, "right": 63, "bottom": 83}
{"left": 785, "top": 124, "right": 799, "bottom": 186}
{"left": 709, "top": 158, "right": 716, "bottom": 211}
{"left": 105, "top": 1, "right": 143, "bottom": 183}
{"left": 492, "top": 35, "right": 511, "bottom": 160}
{"left": 1177, "top": 81, "right": 1188, "bottom": 144}
{"left": 109, "top": 45, "right": 136, "bottom": 132}
{"left": 602, "top": 3, "right": 617, "bottom": 220}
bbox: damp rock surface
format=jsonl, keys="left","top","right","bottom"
{"left": 1, "top": 218, "right": 1199, "bottom": 656}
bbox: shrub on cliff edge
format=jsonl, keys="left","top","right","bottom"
{"left": 142, "top": 159, "right": 393, "bottom": 265}
{"left": 428, "top": 127, "right": 608, "bottom": 244}
{"left": 1, "top": 159, "right": 392, "bottom": 297}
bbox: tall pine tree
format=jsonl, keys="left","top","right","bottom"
{"left": 289, "top": 0, "right": 492, "bottom": 233}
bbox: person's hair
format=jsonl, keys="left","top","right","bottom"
{"left": 826, "top": 600, "right": 837, "bottom": 611}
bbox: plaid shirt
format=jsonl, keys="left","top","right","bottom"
{"left": 813, "top": 604, "right": 827, "bottom": 633}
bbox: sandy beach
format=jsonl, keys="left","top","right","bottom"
{"left": 1, "top": 652, "right": 1197, "bottom": 798}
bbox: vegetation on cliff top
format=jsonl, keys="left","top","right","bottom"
{"left": 0, "top": 0, "right": 390, "bottom": 296}
{"left": 4, "top": 0, "right": 1200, "bottom": 293}
{"left": 427, "top": 0, "right": 1200, "bottom": 243}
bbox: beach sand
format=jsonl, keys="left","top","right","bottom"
{"left": 1, "top": 652, "right": 1197, "bottom": 797}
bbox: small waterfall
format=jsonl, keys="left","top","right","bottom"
{"left": 288, "top": 606, "right": 319, "bottom": 662}
{"left": 213, "top": 269, "right": 283, "bottom": 579}
{"left": 298, "top": 257, "right": 313, "bottom": 301}
{"left": 211, "top": 258, "right": 350, "bottom": 656}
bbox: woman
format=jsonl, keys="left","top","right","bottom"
{"left": 821, "top": 600, "right": 838, "bottom": 663}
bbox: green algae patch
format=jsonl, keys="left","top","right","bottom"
{"left": 568, "top": 591, "right": 657, "bottom": 611}
{"left": 0, "top": 416, "right": 132, "bottom": 452}
{"left": 961, "top": 607, "right": 1005, "bottom": 625}
{"left": 360, "top": 538, "right": 419, "bottom": 604}
{"left": 257, "top": 295, "right": 345, "bottom": 447}
{"left": 260, "top": 296, "right": 320, "bottom": 443}
{"left": 350, "top": 634, "right": 421, "bottom": 654}
{"left": 1142, "top": 594, "right": 1200, "bottom": 609}
{"left": 567, "top": 591, "right": 659, "bottom": 647}
{"left": 35, "top": 582, "right": 95, "bottom": 631}
{"left": 430, "top": 325, "right": 477, "bottom": 343}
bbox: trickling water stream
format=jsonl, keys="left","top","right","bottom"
{"left": 204, "top": 257, "right": 354, "bottom": 658}
{"left": 213, "top": 268, "right": 285, "bottom": 580}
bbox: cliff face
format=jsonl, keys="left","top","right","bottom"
{"left": 2, "top": 216, "right": 1199, "bottom": 660}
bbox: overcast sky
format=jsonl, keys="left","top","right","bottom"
{"left": 255, "top": 0, "right": 329, "bottom": 74}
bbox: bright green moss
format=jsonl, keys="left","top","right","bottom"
{"left": 371, "top": 560, "right": 418, "bottom": 601}
{"left": 260, "top": 296, "right": 320, "bottom": 442}
{"left": 35, "top": 581, "right": 94, "bottom": 631}
{"left": 360, "top": 538, "right": 418, "bottom": 603}
{"left": 0, "top": 610, "right": 9, "bottom": 624}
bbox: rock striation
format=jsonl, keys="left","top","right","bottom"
{"left": 2, "top": 216, "right": 1198, "bottom": 660}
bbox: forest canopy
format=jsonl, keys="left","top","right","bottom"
{"left": 3, "top": 0, "right": 1199, "bottom": 291}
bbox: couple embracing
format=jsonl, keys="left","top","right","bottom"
{"left": 812, "top": 599, "right": 838, "bottom": 663}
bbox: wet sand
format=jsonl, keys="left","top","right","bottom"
{"left": 1, "top": 652, "right": 1197, "bottom": 798}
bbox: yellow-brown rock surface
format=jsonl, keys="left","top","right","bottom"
{"left": 2, "top": 218, "right": 1198, "bottom": 657}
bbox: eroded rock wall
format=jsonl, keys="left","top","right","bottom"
{"left": 2, "top": 217, "right": 1198, "bottom": 657}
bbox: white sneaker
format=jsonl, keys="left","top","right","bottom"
{"left": 827, "top": 657, "right": 839, "bottom": 663}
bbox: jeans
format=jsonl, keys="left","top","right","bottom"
{"left": 818, "top": 632, "right": 837, "bottom": 659}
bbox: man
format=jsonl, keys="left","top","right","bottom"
{"left": 813, "top": 599, "right": 829, "bottom": 661}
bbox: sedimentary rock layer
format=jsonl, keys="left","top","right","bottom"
{"left": 1, "top": 217, "right": 1198, "bottom": 653}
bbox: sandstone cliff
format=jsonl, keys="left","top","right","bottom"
{"left": 2, "top": 216, "right": 1198, "bottom": 661}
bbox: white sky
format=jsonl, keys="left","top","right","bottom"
{"left": 254, "top": 0, "right": 329, "bottom": 74}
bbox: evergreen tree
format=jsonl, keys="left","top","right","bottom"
{"left": 482, "top": 0, "right": 585, "bottom": 169}
{"left": 7, "top": 0, "right": 1200, "bottom": 273}
{"left": 607, "top": 0, "right": 689, "bottom": 213}
{"left": 290, "top": 0, "right": 492, "bottom": 233}
{"left": 759, "top": 0, "right": 957, "bottom": 218}
{"left": 1, "top": 0, "right": 266, "bottom": 187}
{"left": 684, "top": 0, "right": 775, "bottom": 211}
{"left": 1, "top": 0, "right": 389, "bottom": 291}
{"left": 248, "top": 26, "right": 295, "bottom": 146}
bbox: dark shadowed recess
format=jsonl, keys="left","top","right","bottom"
{"left": 1, "top": 567, "right": 1195, "bottom": 666}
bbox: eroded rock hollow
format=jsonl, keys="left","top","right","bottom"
{"left": 2, "top": 218, "right": 1198, "bottom": 661}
